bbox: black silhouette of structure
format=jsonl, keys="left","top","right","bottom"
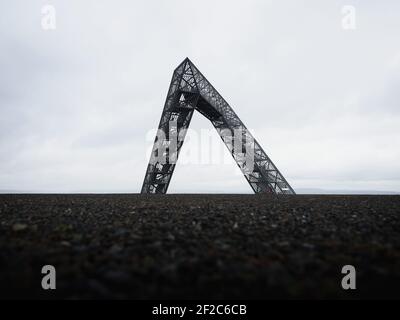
{"left": 141, "top": 58, "right": 295, "bottom": 194}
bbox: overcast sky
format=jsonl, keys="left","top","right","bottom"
{"left": 0, "top": 0, "right": 399, "bottom": 193}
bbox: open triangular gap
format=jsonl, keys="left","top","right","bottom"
{"left": 168, "top": 111, "right": 250, "bottom": 193}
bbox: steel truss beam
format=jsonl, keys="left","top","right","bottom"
{"left": 141, "top": 58, "right": 295, "bottom": 194}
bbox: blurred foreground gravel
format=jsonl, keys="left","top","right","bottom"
{"left": 0, "top": 194, "right": 399, "bottom": 299}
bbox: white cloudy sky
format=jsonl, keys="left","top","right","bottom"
{"left": 0, "top": 0, "right": 399, "bottom": 193}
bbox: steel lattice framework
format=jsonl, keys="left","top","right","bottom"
{"left": 141, "top": 58, "right": 295, "bottom": 194}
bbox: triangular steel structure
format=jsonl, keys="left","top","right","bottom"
{"left": 141, "top": 58, "right": 295, "bottom": 194}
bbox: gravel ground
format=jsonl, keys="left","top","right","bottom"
{"left": 0, "top": 194, "right": 399, "bottom": 299}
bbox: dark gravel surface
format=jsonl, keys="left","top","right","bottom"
{"left": 0, "top": 194, "right": 399, "bottom": 299}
